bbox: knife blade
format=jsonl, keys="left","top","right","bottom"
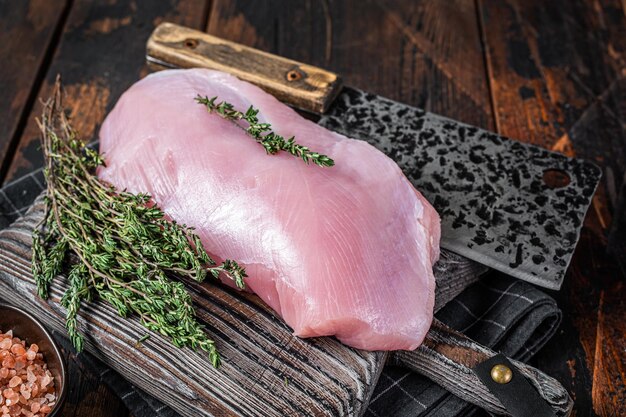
{"left": 318, "top": 87, "right": 601, "bottom": 289}
{"left": 146, "top": 22, "right": 601, "bottom": 290}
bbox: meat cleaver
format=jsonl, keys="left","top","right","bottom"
{"left": 144, "top": 23, "right": 577, "bottom": 416}
{"left": 146, "top": 23, "right": 600, "bottom": 291}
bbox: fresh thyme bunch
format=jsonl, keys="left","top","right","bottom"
{"left": 32, "top": 79, "right": 246, "bottom": 367}
{"left": 195, "top": 95, "right": 335, "bottom": 167}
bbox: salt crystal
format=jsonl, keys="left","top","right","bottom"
{"left": 1, "top": 357, "right": 14, "bottom": 369}
{"left": 25, "top": 372, "right": 35, "bottom": 385}
{"left": 0, "top": 331, "right": 55, "bottom": 417}
{"left": 39, "top": 376, "right": 50, "bottom": 389}
{"left": 19, "top": 388, "right": 30, "bottom": 401}
{"left": 7, "top": 377, "right": 20, "bottom": 388}
{"left": 9, "top": 346, "right": 24, "bottom": 357}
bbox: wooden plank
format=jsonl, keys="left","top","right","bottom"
{"left": 53, "top": 334, "right": 130, "bottom": 417}
{"left": 207, "top": 0, "right": 494, "bottom": 130}
{"left": 477, "top": 0, "right": 626, "bottom": 415}
{"left": 3, "top": 0, "right": 211, "bottom": 185}
{"left": 0, "top": 0, "right": 69, "bottom": 181}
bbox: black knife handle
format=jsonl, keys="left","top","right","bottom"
{"left": 391, "top": 319, "right": 573, "bottom": 416}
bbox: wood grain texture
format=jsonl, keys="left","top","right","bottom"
{"left": 0, "top": 197, "right": 490, "bottom": 417}
{"left": 477, "top": 1, "right": 626, "bottom": 415}
{"left": 147, "top": 23, "right": 343, "bottom": 113}
{"left": 3, "top": 0, "right": 211, "bottom": 186}
{"left": 0, "top": 0, "right": 69, "bottom": 181}
{"left": 207, "top": 0, "right": 494, "bottom": 130}
{"left": 395, "top": 320, "right": 573, "bottom": 417}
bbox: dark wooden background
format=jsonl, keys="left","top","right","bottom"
{"left": 0, "top": 1, "right": 624, "bottom": 416}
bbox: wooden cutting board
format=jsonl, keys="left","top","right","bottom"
{"left": 0, "top": 197, "right": 486, "bottom": 417}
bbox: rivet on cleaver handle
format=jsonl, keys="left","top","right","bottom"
{"left": 146, "top": 22, "right": 342, "bottom": 113}
{"left": 392, "top": 320, "right": 573, "bottom": 416}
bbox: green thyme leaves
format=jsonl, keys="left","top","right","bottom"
{"left": 195, "top": 95, "right": 335, "bottom": 167}
{"left": 32, "top": 79, "right": 246, "bottom": 367}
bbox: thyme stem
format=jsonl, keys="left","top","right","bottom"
{"left": 195, "top": 95, "right": 335, "bottom": 167}
{"left": 32, "top": 77, "right": 246, "bottom": 367}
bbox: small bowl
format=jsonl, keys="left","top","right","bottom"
{"left": 0, "top": 304, "right": 67, "bottom": 416}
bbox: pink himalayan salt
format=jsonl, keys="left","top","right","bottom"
{"left": 7, "top": 377, "right": 20, "bottom": 388}
{"left": 0, "top": 330, "right": 56, "bottom": 416}
{"left": 9, "top": 347, "right": 23, "bottom": 357}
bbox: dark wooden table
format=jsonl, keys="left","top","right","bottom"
{"left": 1, "top": 1, "right": 624, "bottom": 416}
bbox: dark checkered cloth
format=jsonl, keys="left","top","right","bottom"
{"left": 0, "top": 168, "right": 562, "bottom": 417}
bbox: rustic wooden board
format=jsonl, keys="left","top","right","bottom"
{"left": 0, "top": 0, "right": 68, "bottom": 181}
{"left": 478, "top": 0, "right": 626, "bottom": 416}
{"left": 0, "top": 197, "right": 492, "bottom": 417}
{"left": 207, "top": 0, "right": 494, "bottom": 131}
{"left": 3, "top": 0, "right": 211, "bottom": 185}
{"left": 477, "top": 1, "right": 626, "bottom": 415}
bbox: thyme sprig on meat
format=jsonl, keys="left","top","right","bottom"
{"left": 32, "top": 79, "right": 246, "bottom": 367}
{"left": 195, "top": 95, "right": 335, "bottom": 167}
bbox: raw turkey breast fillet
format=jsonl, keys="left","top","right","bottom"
{"left": 98, "top": 69, "right": 440, "bottom": 351}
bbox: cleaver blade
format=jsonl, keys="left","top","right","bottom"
{"left": 318, "top": 87, "right": 601, "bottom": 289}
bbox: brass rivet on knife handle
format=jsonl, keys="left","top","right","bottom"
{"left": 146, "top": 22, "right": 343, "bottom": 114}
{"left": 391, "top": 319, "right": 573, "bottom": 416}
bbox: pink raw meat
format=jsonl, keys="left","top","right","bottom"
{"left": 98, "top": 69, "right": 440, "bottom": 351}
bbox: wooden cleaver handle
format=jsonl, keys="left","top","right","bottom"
{"left": 392, "top": 319, "right": 573, "bottom": 416}
{"left": 146, "top": 22, "right": 342, "bottom": 113}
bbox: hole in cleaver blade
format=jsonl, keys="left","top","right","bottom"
{"left": 318, "top": 87, "right": 602, "bottom": 290}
